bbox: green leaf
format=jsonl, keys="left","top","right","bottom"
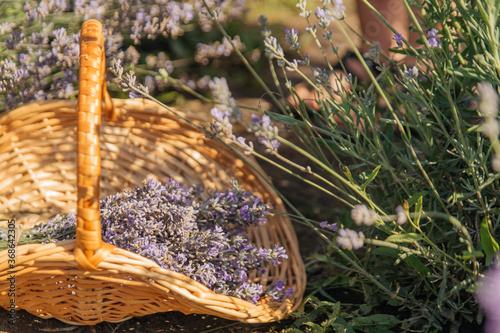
{"left": 306, "top": 253, "right": 329, "bottom": 262}
{"left": 360, "top": 165, "right": 381, "bottom": 190}
{"left": 371, "top": 247, "right": 400, "bottom": 258}
{"left": 304, "top": 322, "right": 325, "bottom": 331}
{"left": 446, "top": 67, "right": 489, "bottom": 81}
{"left": 456, "top": 250, "right": 484, "bottom": 261}
{"left": 351, "top": 314, "right": 401, "bottom": 330}
{"left": 406, "top": 191, "right": 428, "bottom": 207}
{"left": 404, "top": 255, "right": 431, "bottom": 276}
{"left": 480, "top": 216, "right": 499, "bottom": 265}
{"left": 385, "top": 233, "right": 423, "bottom": 243}
{"left": 332, "top": 317, "right": 355, "bottom": 333}
{"left": 268, "top": 112, "right": 307, "bottom": 126}
{"left": 359, "top": 304, "right": 373, "bottom": 315}
{"left": 342, "top": 166, "right": 356, "bottom": 185}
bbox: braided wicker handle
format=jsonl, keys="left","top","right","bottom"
{"left": 75, "top": 20, "right": 116, "bottom": 270}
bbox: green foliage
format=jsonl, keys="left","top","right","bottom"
{"left": 197, "top": 0, "right": 500, "bottom": 331}
{"left": 281, "top": 296, "right": 401, "bottom": 333}
{"left": 480, "top": 216, "right": 499, "bottom": 265}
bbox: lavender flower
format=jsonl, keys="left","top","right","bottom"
{"left": 404, "top": 66, "right": 419, "bottom": 79}
{"left": 249, "top": 114, "right": 281, "bottom": 154}
{"left": 351, "top": 204, "right": 378, "bottom": 226}
{"left": 427, "top": 28, "right": 440, "bottom": 48}
{"left": 320, "top": 221, "right": 338, "bottom": 231}
{"left": 5, "top": 29, "right": 25, "bottom": 50}
{"left": 267, "top": 280, "right": 294, "bottom": 301}
{"left": 235, "top": 282, "right": 263, "bottom": 304}
{"left": 428, "top": 37, "right": 439, "bottom": 48}
{"left": 315, "top": 0, "right": 345, "bottom": 25}
{"left": 195, "top": 36, "right": 245, "bottom": 65}
{"left": 285, "top": 28, "right": 300, "bottom": 51}
{"left": 332, "top": 0, "right": 346, "bottom": 20}
{"left": 257, "top": 244, "right": 288, "bottom": 266}
{"left": 296, "top": 0, "right": 312, "bottom": 18}
{"left": 264, "top": 36, "right": 284, "bottom": 60}
{"left": 478, "top": 83, "right": 499, "bottom": 119}
{"left": 475, "top": 263, "right": 500, "bottom": 333}
{"left": 315, "top": 8, "right": 330, "bottom": 28}
{"left": 209, "top": 102, "right": 281, "bottom": 156}
{"left": 0, "top": 24, "right": 81, "bottom": 110}
{"left": 109, "top": 61, "right": 150, "bottom": 98}
{"left": 235, "top": 136, "right": 255, "bottom": 155}
{"left": 313, "top": 67, "right": 330, "bottom": 86}
{"left": 208, "top": 77, "right": 238, "bottom": 114}
{"left": 209, "top": 106, "right": 255, "bottom": 155}
{"left": 336, "top": 228, "right": 365, "bottom": 250}
{"left": 478, "top": 83, "right": 500, "bottom": 137}
{"left": 395, "top": 206, "right": 407, "bottom": 225}
{"left": 0, "top": 22, "right": 15, "bottom": 35}
{"left": 258, "top": 14, "right": 272, "bottom": 38}
{"left": 394, "top": 33, "right": 403, "bottom": 47}
{"left": 27, "top": 178, "right": 290, "bottom": 304}
{"left": 427, "top": 28, "right": 439, "bottom": 37}
{"left": 210, "top": 107, "right": 235, "bottom": 142}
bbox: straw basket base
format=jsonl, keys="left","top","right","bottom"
{"left": 1, "top": 240, "right": 289, "bottom": 325}
{"left": 0, "top": 240, "right": 291, "bottom": 325}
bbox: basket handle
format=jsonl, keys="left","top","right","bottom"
{"left": 74, "top": 20, "right": 116, "bottom": 270}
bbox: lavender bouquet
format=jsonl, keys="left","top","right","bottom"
{"left": 17, "top": 178, "right": 292, "bottom": 304}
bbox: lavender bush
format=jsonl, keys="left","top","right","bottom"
{"left": 0, "top": 0, "right": 248, "bottom": 111}
{"left": 16, "top": 178, "right": 292, "bottom": 304}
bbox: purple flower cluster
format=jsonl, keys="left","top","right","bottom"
{"left": 208, "top": 77, "right": 238, "bottom": 113}
{"left": 0, "top": 24, "right": 81, "bottom": 110}
{"left": 0, "top": 228, "right": 7, "bottom": 240}
{"left": 0, "top": 0, "right": 247, "bottom": 111}
{"left": 394, "top": 33, "right": 403, "bottom": 47}
{"left": 194, "top": 36, "right": 245, "bottom": 65}
{"left": 403, "top": 66, "right": 419, "bottom": 79}
{"left": 319, "top": 221, "right": 338, "bottom": 231}
{"left": 313, "top": 67, "right": 330, "bottom": 86}
{"left": 209, "top": 107, "right": 281, "bottom": 155}
{"left": 263, "top": 36, "right": 284, "bottom": 61}
{"left": 21, "top": 0, "right": 245, "bottom": 44}
{"left": 284, "top": 28, "right": 300, "bottom": 51}
{"left": 427, "top": 28, "right": 440, "bottom": 48}
{"left": 351, "top": 204, "right": 378, "bottom": 226}
{"left": 28, "top": 178, "right": 292, "bottom": 304}
{"left": 336, "top": 228, "right": 365, "bottom": 250}
{"left": 128, "top": 2, "right": 195, "bottom": 43}
{"left": 475, "top": 263, "right": 500, "bottom": 333}
{"left": 249, "top": 114, "right": 281, "bottom": 154}
{"left": 314, "top": 0, "right": 345, "bottom": 27}
{"left": 210, "top": 107, "right": 236, "bottom": 142}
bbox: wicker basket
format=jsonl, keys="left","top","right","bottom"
{"left": 0, "top": 20, "right": 305, "bottom": 325}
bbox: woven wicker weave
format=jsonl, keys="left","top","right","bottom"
{"left": 0, "top": 20, "right": 305, "bottom": 325}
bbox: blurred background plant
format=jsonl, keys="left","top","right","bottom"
{"left": 2, "top": 0, "right": 500, "bottom": 332}
{"left": 0, "top": 0, "right": 271, "bottom": 111}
